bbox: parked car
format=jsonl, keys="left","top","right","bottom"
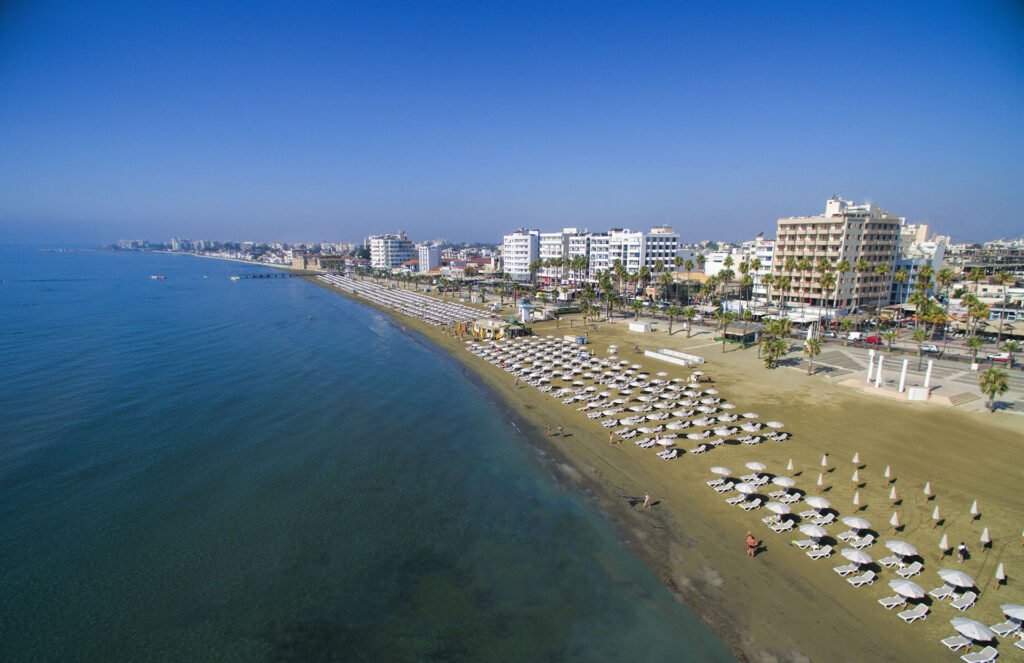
{"left": 987, "top": 352, "right": 1010, "bottom": 362}
{"left": 865, "top": 335, "right": 882, "bottom": 345}
{"left": 921, "top": 344, "right": 940, "bottom": 354}
{"left": 823, "top": 330, "right": 838, "bottom": 338}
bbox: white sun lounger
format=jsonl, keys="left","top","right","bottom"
{"left": 713, "top": 482, "right": 735, "bottom": 493}
{"left": 896, "top": 561, "right": 923, "bottom": 579}
{"left": 960, "top": 646, "right": 998, "bottom": 663}
{"left": 811, "top": 513, "right": 836, "bottom": 527}
{"left": 1015, "top": 640, "right": 1024, "bottom": 652}
{"left": 878, "top": 595, "right": 907, "bottom": 610}
{"left": 740, "top": 498, "right": 763, "bottom": 511}
{"left": 726, "top": 494, "right": 746, "bottom": 505}
{"left": 951, "top": 591, "right": 977, "bottom": 612}
{"left": 807, "top": 545, "right": 833, "bottom": 560}
{"left": 847, "top": 570, "right": 876, "bottom": 587}
{"left": 770, "top": 520, "right": 794, "bottom": 533}
{"left": 792, "top": 538, "right": 816, "bottom": 549}
{"left": 850, "top": 534, "right": 875, "bottom": 549}
{"left": 833, "top": 563, "right": 858, "bottom": 577}
{"left": 878, "top": 555, "right": 900, "bottom": 568}
{"left": 706, "top": 478, "right": 725, "bottom": 488}
{"left": 898, "top": 604, "right": 928, "bottom": 623}
{"left": 941, "top": 635, "right": 972, "bottom": 652}
{"left": 928, "top": 585, "right": 954, "bottom": 601}
{"left": 836, "top": 529, "right": 858, "bottom": 542}
{"left": 990, "top": 619, "right": 1021, "bottom": 637}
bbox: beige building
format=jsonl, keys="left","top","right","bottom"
{"left": 772, "top": 197, "right": 901, "bottom": 312}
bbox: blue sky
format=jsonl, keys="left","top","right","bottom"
{"left": 1, "top": 1, "right": 1021, "bottom": 244}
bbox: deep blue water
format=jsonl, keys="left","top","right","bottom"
{"left": 0, "top": 247, "right": 732, "bottom": 662}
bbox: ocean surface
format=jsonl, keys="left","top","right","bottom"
{"left": 0, "top": 247, "right": 733, "bottom": 662}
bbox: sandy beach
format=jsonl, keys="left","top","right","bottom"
{"left": 310, "top": 276, "right": 1024, "bottom": 662}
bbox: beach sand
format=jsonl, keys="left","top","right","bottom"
{"left": 311, "top": 277, "right": 1024, "bottom": 662}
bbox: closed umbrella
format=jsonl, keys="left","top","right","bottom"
{"left": 886, "top": 540, "right": 918, "bottom": 558}
{"left": 710, "top": 466, "right": 732, "bottom": 476}
{"left": 842, "top": 516, "right": 871, "bottom": 531}
{"left": 805, "top": 496, "right": 830, "bottom": 510}
{"left": 852, "top": 451, "right": 860, "bottom": 464}
{"left": 888, "top": 486, "right": 898, "bottom": 501}
{"left": 889, "top": 511, "right": 900, "bottom": 529}
{"left": 786, "top": 458, "right": 794, "bottom": 471}
{"left": 980, "top": 528, "right": 991, "bottom": 547}
{"left": 932, "top": 505, "right": 941, "bottom": 521}
{"left": 1002, "top": 604, "right": 1024, "bottom": 620}
{"left": 923, "top": 481, "right": 932, "bottom": 497}
{"left": 996, "top": 565, "right": 1007, "bottom": 590}
{"left": 821, "top": 454, "right": 829, "bottom": 467}
{"left": 816, "top": 473, "right": 824, "bottom": 488}
{"left": 938, "top": 568, "right": 976, "bottom": 588}
{"left": 765, "top": 502, "right": 791, "bottom": 516}
{"left": 884, "top": 465, "right": 891, "bottom": 480}
{"left": 799, "top": 524, "right": 828, "bottom": 539}
{"left": 745, "top": 461, "right": 767, "bottom": 472}
{"left": 735, "top": 483, "right": 757, "bottom": 495}
{"left": 772, "top": 476, "right": 796, "bottom": 488}
{"left": 950, "top": 617, "right": 995, "bottom": 643}
{"left": 842, "top": 548, "right": 872, "bottom": 565}
{"left": 851, "top": 469, "right": 860, "bottom": 482}
{"left": 889, "top": 579, "right": 926, "bottom": 599}
{"left": 852, "top": 491, "right": 860, "bottom": 507}
{"left": 970, "top": 500, "right": 980, "bottom": 518}
{"left": 939, "top": 533, "right": 949, "bottom": 552}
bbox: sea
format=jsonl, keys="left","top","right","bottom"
{"left": 0, "top": 246, "right": 733, "bottom": 662}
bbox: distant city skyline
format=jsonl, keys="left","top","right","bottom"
{"left": 2, "top": 1, "right": 1022, "bottom": 245}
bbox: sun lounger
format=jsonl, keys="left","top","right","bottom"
{"left": 960, "top": 646, "right": 998, "bottom": 663}
{"left": 713, "top": 482, "right": 735, "bottom": 493}
{"left": 740, "top": 498, "right": 763, "bottom": 511}
{"left": 951, "top": 591, "right": 977, "bottom": 612}
{"left": 706, "top": 478, "right": 725, "bottom": 488}
{"left": 836, "top": 529, "right": 858, "bottom": 542}
{"left": 878, "top": 555, "right": 900, "bottom": 568}
{"left": 990, "top": 619, "right": 1021, "bottom": 637}
{"left": 726, "top": 495, "right": 746, "bottom": 505}
{"left": 896, "top": 561, "right": 923, "bottom": 579}
{"left": 847, "top": 570, "right": 876, "bottom": 587}
{"left": 850, "top": 534, "right": 875, "bottom": 549}
{"left": 878, "top": 595, "right": 907, "bottom": 610}
{"left": 928, "top": 585, "right": 954, "bottom": 601}
{"left": 812, "top": 513, "right": 836, "bottom": 527}
{"left": 833, "top": 563, "right": 858, "bottom": 577}
{"left": 690, "top": 444, "right": 708, "bottom": 454}
{"left": 791, "top": 538, "right": 815, "bottom": 549}
{"left": 807, "top": 545, "right": 833, "bottom": 560}
{"left": 941, "top": 635, "right": 972, "bottom": 652}
{"left": 799, "top": 509, "right": 818, "bottom": 520}
{"left": 768, "top": 489, "right": 787, "bottom": 499}
{"left": 1015, "top": 640, "right": 1024, "bottom": 652}
{"left": 898, "top": 604, "right": 928, "bottom": 623}
{"left": 779, "top": 493, "right": 801, "bottom": 504}
{"left": 770, "top": 520, "right": 794, "bottom": 533}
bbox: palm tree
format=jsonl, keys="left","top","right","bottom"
{"left": 658, "top": 270, "right": 675, "bottom": 302}
{"left": 968, "top": 267, "right": 986, "bottom": 295}
{"left": 716, "top": 310, "right": 736, "bottom": 352}
{"left": 631, "top": 299, "right": 643, "bottom": 320}
{"left": 1003, "top": 340, "right": 1021, "bottom": 369}
{"left": 839, "top": 317, "right": 855, "bottom": 345}
{"left": 776, "top": 276, "right": 792, "bottom": 312}
{"left": 804, "top": 337, "right": 822, "bottom": 375}
{"left": 696, "top": 254, "right": 706, "bottom": 275}
{"left": 979, "top": 367, "right": 1009, "bottom": 413}
{"left": 528, "top": 258, "right": 544, "bottom": 287}
{"left": 881, "top": 328, "right": 897, "bottom": 353}
{"left": 893, "top": 269, "right": 909, "bottom": 310}
{"left": 684, "top": 259, "right": 695, "bottom": 283}
{"left": 994, "top": 270, "right": 1014, "bottom": 344}
{"left": 637, "top": 265, "right": 652, "bottom": 296}
{"left": 966, "top": 335, "right": 984, "bottom": 366}
{"left": 819, "top": 272, "right": 836, "bottom": 330}
{"left": 681, "top": 306, "right": 696, "bottom": 338}
{"left": 936, "top": 267, "right": 956, "bottom": 350}
{"left": 911, "top": 328, "right": 928, "bottom": 370}
{"left": 666, "top": 305, "right": 682, "bottom": 335}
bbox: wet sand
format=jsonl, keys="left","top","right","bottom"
{"left": 310, "top": 278, "right": 1024, "bottom": 662}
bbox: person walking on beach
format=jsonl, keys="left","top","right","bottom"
{"left": 546, "top": 425, "right": 552, "bottom": 437}
{"left": 643, "top": 493, "right": 651, "bottom": 508}
{"left": 746, "top": 531, "right": 758, "bottom": 558}
{"left": 609, "top": 431, "right": 615, "bottom": 445}
{"left": 556, "top": 424, "right": 563, "bottom": 437}
{"left": 514, "top": 377, "right": 519, "bottom": 388}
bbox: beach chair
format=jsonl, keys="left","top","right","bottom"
{"left": 811, "top": 513, "right": 836, "bottom": 527}
{"left": 990, "top": 619, "right": 1021, "bottom": 637}
{"left": 928, "top": 585, "right": 954, "bottom": 601}
{"left": 768, "top": 489, "right": 787, "bottom": 499}
{"left": 807, "top": 545, "right": 833, "bottom": 560}
{"left": 726, "top": 494, "right": 747, "bottom": 505}
{"left": 898, "top": 604, "right": 928, "bottom": 623}
{"left": 706, "top": 478, "right": 725, "bottom": 488}
{"left": 770, "top": 520, "right": 794, "bottom": 533}
{"left": 832, "top": 563, "right": 858, "bottom": 577}
{"left": 896, "top": 562, "right": 923, "bottom": 579}
{"left": 941, "top": 635, "right": 972, "bottom": 652}
{"left": 799, "top": 509, "right": 818, "bottom": 520}
{"left": 960, "top": 646, "right": 999, "bottom": 663}
{"left": 878, "top": 595, "right": 907, "bottom": 610}
{"left": 740, "top": 498, "right": 763, "bottom": 511}
{"left": 850, "top": 534, "right": 875, "bottom": 549}
{"left": 878, "top": 554, "right": 900, "bottom": 568}
{"left": 951, "top": 591, "right": 977, "bottom": 612}
{"left": 1015, "top": 640, "right": 1024, "bottom": 652}
{"left": 836, "top": 529, "right": 858, "bottom": 542}
{"left": 690, "top": 444, "right": 708, "bottom": 454}
{"left": 780, "top": 493, "right": 801, "bottom": 504}
{"left": 847, "top": 570, "right": 876, "bottom": 587}
{"left": 713, "top": 482, "right": 735, "bottom": 493}
{"left": 792, "top": 538, "right": 816, "bottom": 549}
{"left": 762, "top": 514, "right": 778, "bottom": 525}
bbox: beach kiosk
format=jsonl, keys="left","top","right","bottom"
{"left": 517, "top": 300, "right": 533, "bottom": 324}
{"left": 473, "top": 318, "right": 509, "bottom": 340}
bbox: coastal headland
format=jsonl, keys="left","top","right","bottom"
{"left": 308, "top": 274, "right": 1023, "bottom": 662}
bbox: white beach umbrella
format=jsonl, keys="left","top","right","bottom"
{"left": 1002, "top": 604, "right": 1024, "bottom": 620}
{"left": 805, "top": 496, "right": 830, "bottom": 510}
{"left": 996, "top": 564, "right": 1006, "bottom": 586}
{"left": 735, "top": 482, "right": 757, "bottom": 495}
{"left": 765, "top": 502, "right": 791, "bottom": 516}
{"left": 766, "top": 421, "right": 784, "bottom": 428}
{"left": 745, "top": 461, "right": 767, "bottom": 472}
{"left": 938, "top": 568, "right": 976, "bottom": 588}
{"left": 852, "top": 491, "right": 860, "bottom": 507}
{"left": 884, "top": 465, "right": 891, "bottom": 479}
{"left": 980, "top": 528, "right": 990, "bottom": 545}
{"left": 889, "top": 579, "right": 926, "bottom": 599}
{"left": 970, "top": 500, "right": 980, "bottom": 517}
{"left": 841, "top": 548, "right": 873, "bottom": 565}
{"left": 851, "top": 469, "right": 860, "bottom": 482}
{"left": 743, "top": 412, "right": 759, "bottom": 418}
{"left": 656, "top": 371, "right": 668, "bottom": 377}
{"left": 950, "top": 617, "right": 995, "bottom": 643}
{"left": 888, "top": 486, "right": 898, "bottom": 501}
{"left": 820, "top": 454, "right": 829, "bottom": 468}
{"left": 932, "top": 505, "right": 941, "bottom": 521}
{"left": 721, "top": 403, "right": 736, "bottom": 409}
{"left": 657, "top": 438, "right": 675, "bottom": 447}
{"left": 886, "top": 540, "right": 918, "bottom": 558}
{"left": 631, "top": 364, "right": 642, "bottom": 369}
{"left": 786, "top": 458, "right": 794, "bottom": 471}
{"left": 889, "top": 511, "right": 900, "bottom": 529}
{"left": 772, "top": 476, "right": 795, "bottom": 488}
{"left": 852, "top": 451, "right": 860, "bottom": 464}
{"left": 841, "top": 516, "right": 871, "bottom": 531}
{"left": 710, "top": 466, "right": 732, "bottom": 476}
{"left": 939, "top": 533, "right": 949, "bottom": 552}
{"left": 923, "top": 481, "right": 932, "bottom": 497}
{"left": 799, "top": 524, "right": 828, "bottom": 539}
{"left": 816, "top": 472, "right": 824, "bottom": 488}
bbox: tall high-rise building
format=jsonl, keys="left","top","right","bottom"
{"left": 369, "top": 232, "right": 415, "bottom": 269}
{"left": 417, "top": 243, "right": 441, "bottom": 273}
{"left": 772, "top": 197, "right": 901, "bottom": 311}
{"left": 501, "top": 229, "right": 540, "bottom": 281}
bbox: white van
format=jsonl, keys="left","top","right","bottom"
{"left": 846, "top": 331, "right": 863, "bottom": 342}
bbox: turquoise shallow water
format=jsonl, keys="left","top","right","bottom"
{"left": 0, "top": 247, "right": 733, "bottom": 662}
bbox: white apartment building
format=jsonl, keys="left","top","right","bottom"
{"left": 773, "top": 197, "right": 901, "bottom": 311}
{"left": 537, "top": 228, "right": 589, "bottom": 281}
{"left": 502, "top": 229, "right": 540, "bottom": 281}
{"left": 752, "top": 238, "right": 775, "bottom": 300}
{"left": 417, "top": 243, "right": 441, "bottom": 273}
{"left": 369, "top": 232, "right": 416, "bottom": 269}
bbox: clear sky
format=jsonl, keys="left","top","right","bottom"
{"left": 1, "top": 1, "right": 1022, "bottom": 245}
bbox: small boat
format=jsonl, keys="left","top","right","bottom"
{"left": 230, "top": 275, "right": 241, "bottom": 281}
{"left": 150, "top": 275, "right": 166, "bottom": 280}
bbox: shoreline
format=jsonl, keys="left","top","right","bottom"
{"left": 304, "top": 273, "right": 1024, "bottom": 663}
